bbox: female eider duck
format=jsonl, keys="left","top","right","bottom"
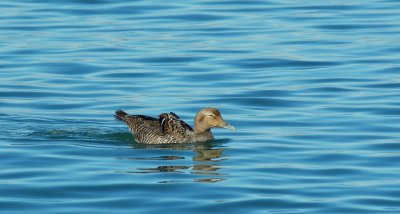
{"left": 114, "top": 108, "right": 235, "bottom": 144}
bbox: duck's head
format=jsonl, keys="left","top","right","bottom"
{"left": 194, "top": 108, "right": 235, "bottom": 133}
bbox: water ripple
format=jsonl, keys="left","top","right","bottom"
{"left": 232, "top": 58, "right": 340, "bottom": 69}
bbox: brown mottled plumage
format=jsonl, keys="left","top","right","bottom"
{"left": 114, "top": 108, "right": 235, "bottom": 144}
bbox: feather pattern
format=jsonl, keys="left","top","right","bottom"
{"left": 115, "top": 108, "right": 234, "bottom": 144}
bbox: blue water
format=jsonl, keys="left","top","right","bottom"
{"left": 1, "top": 0, "right": 400, "bottom": 213}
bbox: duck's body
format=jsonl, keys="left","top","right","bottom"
{"left": 114, "top": 108, "right": 235, "bottom": 144}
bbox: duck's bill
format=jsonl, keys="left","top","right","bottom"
{"left": 223, "top": 122, "right": 236, "bottom": 131}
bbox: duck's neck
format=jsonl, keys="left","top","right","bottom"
{"left": 193, "top": 129, "right": 213, "bottom": 142}
{"left": 194, "top": 125, "right": 209, "bottom": 134}
{"left": 194, "top": 113, "right": 208, "bottom": 134}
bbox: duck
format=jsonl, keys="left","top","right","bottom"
{"left": 114, "top": 108, "right": 235, "bottom": 144}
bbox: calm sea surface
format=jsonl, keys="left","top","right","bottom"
{"left": 1, "top": 0, "right": 400, "bottom": 213}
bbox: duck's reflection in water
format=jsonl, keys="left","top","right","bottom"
{"left": 126, "top": 140, "right": 228, "bottom": 183}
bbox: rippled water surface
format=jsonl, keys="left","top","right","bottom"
{"left": 1, "top": 0, "right": 400, "bottom": 213}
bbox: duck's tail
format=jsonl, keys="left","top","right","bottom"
{"left": 114, "top": 110, "right": 128, "bottom": 122}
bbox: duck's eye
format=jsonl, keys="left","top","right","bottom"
{"left": 207, "top": 114, "right": 216, "bottom": 118}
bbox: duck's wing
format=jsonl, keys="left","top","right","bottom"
{"left": 159, "top": 112, "right": 194, "bottom": 140}
{"left": 116, "top": 110, "right": 174, "bottom": 143}
{"left": 115, "top": 110, "right": 160, "bottom": 128}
